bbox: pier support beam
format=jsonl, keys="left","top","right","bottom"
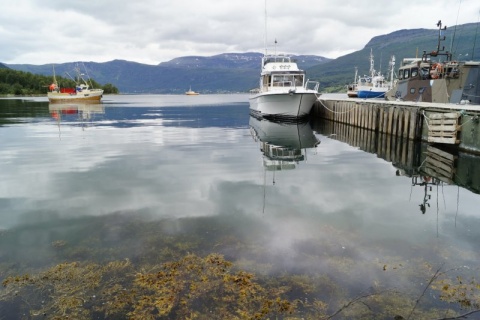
{"left": 312, "top": 97, "right": 480, "bottom": 154}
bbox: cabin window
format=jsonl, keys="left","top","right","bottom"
{"left": 284, "top": 75, "right": 294, "bottom": 86}
{"left": 411, "top": 68, "right": 418, "bottom": 77}
{"left": 272, "top": 75, "right": 294, "bottom": 87}
{"left": 404, "top": 69, "right": 410, "bottom": 79}
{"left": 294, "top": 75, "right": 303, "bottom": 86}
{"left": 420, "top": 67, "right": 430, "bottom": 79}
{"left": 410, "top": 88, "right": 416, "bottom": 94}
{"left": 272, "top": 75, "right": 282, "bottom": 86}
{"left": 398, "top": 70, "right": 404, "bottom": 80}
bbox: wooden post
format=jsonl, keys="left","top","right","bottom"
{"left": 392, "top": 107, "right": 398, "bottom": 136}
{"left": 383, "top": 107, "right": 389, "bottom": 134}
{"left": 402, "top": 108, "right": 410, "bottom": 138}
{"left": 387, "top": 106, "right": 394, "bottom": 134}
{"left": 370, "top": 104, "right": 374, "bottom": 130}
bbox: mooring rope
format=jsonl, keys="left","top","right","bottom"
{"left": 422, "top": 110, "right": 432, "bottom": 130}
{"left": 316, "top": 97, "right": 359, "bottom": 115}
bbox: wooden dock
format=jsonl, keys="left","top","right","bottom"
{"left": 312, "top": 97, "right": 480, "bottom": 154}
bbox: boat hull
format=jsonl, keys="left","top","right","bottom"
{"left": 249, "top": 91, "right": 318, "bottom": 121}
{"left": 347, "top": 90, "right": 358, "bottom": 98}
{"left": 48, "top": 90, "right": 103, "bottom": 103}
{"left": 357, "top": 89, "right": 386, "bottom": 99}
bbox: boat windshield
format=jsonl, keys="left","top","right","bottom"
{"left": 263, "top": 55, "right": 292, "bottom": 65}
{"left": 271, "top": 74, "right": 303, "bottom": 87}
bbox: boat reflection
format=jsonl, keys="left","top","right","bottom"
{"left": 49, "top": 102, "right": 105, "bottom": 127}
{"left": 249, "top": 116, "right": 320, "bottom": 171}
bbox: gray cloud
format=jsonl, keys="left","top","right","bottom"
{"left": 0, "top": 0, "right": 479, "bottom": 64}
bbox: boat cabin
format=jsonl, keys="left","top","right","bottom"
{"left": 358, "top": 75, "right": 387, "bottom": 88}
{"left": 260, "top": 54, "right": 305, "bottom": 91}
{"left": 262, "top": 73, "right": 305, "bottom": 89}
{"left": 385, "top": 20, "right": 480, "bottom": 104}
{"left": 397, "top": 54, "right": 461, "bottom": 82}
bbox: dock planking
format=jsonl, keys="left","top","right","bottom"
{"left": 313, "top": 97, "right": 480, "bottom": 154}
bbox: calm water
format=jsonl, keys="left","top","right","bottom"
{"left": 1, "top": 94, "right": 480, "bottom": 318}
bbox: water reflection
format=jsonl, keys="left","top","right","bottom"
{"left": 0, "top": 99, "right": 50, "bottom": 125}
{"left": 313, "top": 120, "right": 480, "bottom": 214}
{"left": 49, "top": 103, "right": 105, "bottom": 129}
{"left": 249, "top": 116, "right": 320, "bottom": 171}
{"left": 1, "top": 96, "right": 480, "bottom": 318}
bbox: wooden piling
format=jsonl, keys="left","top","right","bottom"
{"left": 311, "top": 97, "right": 480, "bottom": 154}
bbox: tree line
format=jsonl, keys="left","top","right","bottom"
{"left": 0, "top": 68, "right": 119, "bottom": 95}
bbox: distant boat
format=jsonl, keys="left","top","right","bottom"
{"left": 48, "top": 64, "right": 103, "bottom": 103}
{"left": 357, "top": 49, "right": 395, "bottom": 99}
{"left": 249, "top": 53, "right": 320, "bottom": 121}
{"left": 385, "top": 20, "right": 480, "bottom": 104}
{"left": 185, "top": 86, "right": 200, "bottom": 95}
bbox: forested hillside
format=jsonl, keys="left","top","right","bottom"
{"left": 0, "top": 68, "right": 118, "bottom": 95}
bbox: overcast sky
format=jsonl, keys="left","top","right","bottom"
{"left": 1, "top": 0, "right": 479, "bottom": 65}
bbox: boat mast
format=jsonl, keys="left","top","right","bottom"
{"left": 389, "top": 55, "right": 396, "bottom": 87}
{"left": 52, "top": 65, "right": 58, "bottom": 86}
{"left": 449, "top": 0, "right": 462, "bottom": 55}
{"left": 82, "top": 62, "right": 94, "bottom": 88}
{"left": 473, "top": 10, "right": 480, "bottom": 60}
{"left": 369, "top": 49, "right": 375, "bottom": 78}
{"left": 264, "top": 0, "right": 267, "bottom": 55}
{"left": 436, "top": 20, "right": 446, "bottom": 54}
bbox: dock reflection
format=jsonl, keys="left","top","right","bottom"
{"left": 249, "top": 116, "right": 320, "bottom": 171}
{"left": 313, "top": 119, "right": 480, "bottom": 213}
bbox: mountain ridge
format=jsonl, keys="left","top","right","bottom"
{"left": 3, "top": 22, "right": 479, "bottom": 93}
{"left": 6, "top": 53, "right": 331, "bottom": 94}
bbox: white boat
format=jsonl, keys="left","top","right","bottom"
{"left": 249, "top": 54, "right": 320, "bottom": 121}
{"left": 48, "top": 65, "right": 103, "bottom": 103}
{"left": 185, "top": 86, "right": 200, "bottom": 95}
{"left": 357, "top": 50, "right": 395, "bottom": 99}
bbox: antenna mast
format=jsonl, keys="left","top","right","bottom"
{"left": 450, "top": 0, "right": 462, "bottom": 53}
{"left": 436, "top": 20, "right": 447, "bottom": 54}
{"left": 264, "top": 0, "right": 267, "bottom": 55}
{"left": 473, "top": 10, "right": 480, "bottom": 60}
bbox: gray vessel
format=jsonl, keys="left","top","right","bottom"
{"left": 385, "top": 20, "right": 480, "bottom": 105}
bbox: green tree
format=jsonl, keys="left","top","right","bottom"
{"left": 0, "top": 68, "right": 119, "bottom": 95}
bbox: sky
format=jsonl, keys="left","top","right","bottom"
{"left": 1, "top": 0, "right": 479, "bottom": 65}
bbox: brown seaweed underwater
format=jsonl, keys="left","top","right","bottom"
{"left": 0, "top": 212, "right": 479, "bottom": 319}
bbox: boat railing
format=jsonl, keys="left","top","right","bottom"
{"left": 305, "top": 80, "right": 320, "bottom": 92}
